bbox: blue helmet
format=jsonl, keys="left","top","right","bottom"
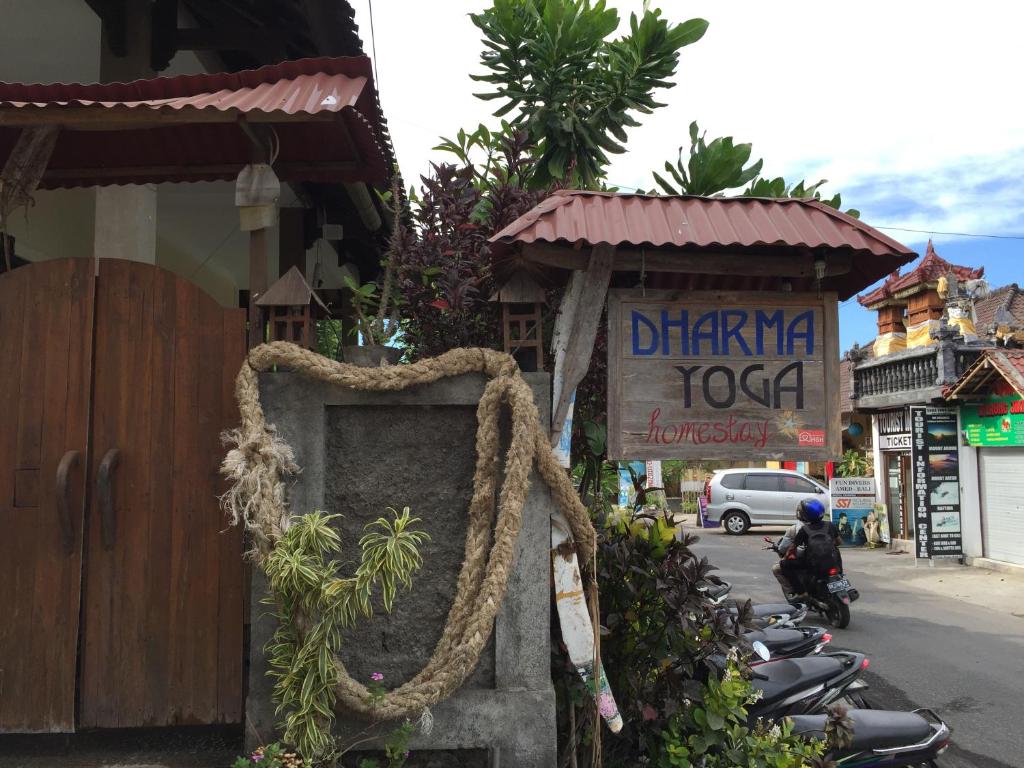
{"left": 798, "top": 498, "right": 826, "bottom": 523}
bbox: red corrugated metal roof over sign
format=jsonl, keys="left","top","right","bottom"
{"left": 490, "top": 190, "right": 915, "bottom": 299}
{"left": 0, "top": 57, "right": 390, "bottom": 188}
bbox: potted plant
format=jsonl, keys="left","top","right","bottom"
{"left": 342, "top": 182, "right": 404, "bottom": 367}
{"left": 836, "top": 448, "right": 870, "bottom": 478}
{"left": 341, "top": 269, "right": 403, "bottom": 366}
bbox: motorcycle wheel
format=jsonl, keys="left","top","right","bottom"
{"left": 827, "top": 598, "right": 851, "bottom": 629}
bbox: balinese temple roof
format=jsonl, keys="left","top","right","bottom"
{"left": 858, "top": 240, "right": 984, "bottom": 308}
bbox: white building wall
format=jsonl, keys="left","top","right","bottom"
{"left": 0, "top": 3, "right": 283, "bottom": 309}
{"left": 957, "top": 409, "right": 984, "bottom": 558}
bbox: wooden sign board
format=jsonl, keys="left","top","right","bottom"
{"left": 607, "top": 289, "right": 841, "bottom": 461}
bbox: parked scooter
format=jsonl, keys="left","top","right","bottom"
{"left": 788, "top": 708, "right": 951, "bottom": 767}
{"left": 764, "top": 536, "right": 858, "bottom": 629}
{"left": 745, "top": 651, "right": 871, "bottom": 720}
{"left": 700, "top": 579, "right": 810, "bottom": 628}
{"left": 744, "top": 626, "right": 831, "bottom": 664}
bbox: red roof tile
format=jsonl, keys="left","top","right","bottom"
{"left": 975, "top": 283, "right": 1024, "bottom": 331}
{"left": 0, "top": 57, "right": 390, "bottom": 188}
{"left": 490, "top": 191, "right": 915, "bottom": 300}
{"left": 858, "top": 240, "right": 983, "bottom": 307}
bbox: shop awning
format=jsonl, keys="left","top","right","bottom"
{"left": 946, "top": 349, "right": 1024, "bottom": 400}
{"left": 490, "top": 190, "right": 916, "bottom": 300}
{"left": 0, "top": 57, "right": 390, "bottom": 188}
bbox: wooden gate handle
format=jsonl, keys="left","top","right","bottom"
{"left": 56, "top": 450, "right": 81, "bottom": 556}
{"left": 97, "top": 448, "right": 121, "bottom": 550}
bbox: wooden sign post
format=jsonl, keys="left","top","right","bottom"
{"left": 607, "top": 289, "right": 841, "bottom": 461}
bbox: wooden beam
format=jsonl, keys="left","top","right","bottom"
{"left": 522, "top": 242, "right": 853, "bottom": 278}
{"left": 278, "top": 207, "right": 307, "bottom": 279}
{"left": 822, "top": 291, "right": 842, "bottom": 458}
{"left": 549, "top": 243, "right": 615, "bottom": 445}
{"left": 175, "top": 27, "right": 286, "bottom": 52}
{"left": 42, "top": 160, "right": 358, "bottom": 182}
{"left": 0, "top": 107, "right": 337, "bottom": 130}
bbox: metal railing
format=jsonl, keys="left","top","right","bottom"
{"left": 852, "top": 343, "right": 983, "bottom": 406}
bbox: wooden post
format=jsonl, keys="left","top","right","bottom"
{"left": 549, "top": 243, "right": 615, "bottom": 444}
{"left": 248, "top": 228, "right": 269, "bottom": 348}
{"left": 236, "top": 159, "right": 280, "bottom": 348}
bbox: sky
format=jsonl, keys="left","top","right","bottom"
{"left": 348, "top": 1, "right": 1024, "bottom": 351}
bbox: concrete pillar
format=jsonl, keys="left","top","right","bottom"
{"left": 94, "top": 186, "right": 157, "bottom": 264}
{"left": 94, "top": 0, "right": 158, "bottom": 266}
{"left": 870, "top": 415, "right": 885, "bottom": 505}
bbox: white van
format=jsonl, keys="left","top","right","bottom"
{"left": 704, "top": 468, "right": 830, "bottom": 534}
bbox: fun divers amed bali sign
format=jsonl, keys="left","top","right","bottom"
{"left": 607, "top": 290, "right": 841, "bottom": 460}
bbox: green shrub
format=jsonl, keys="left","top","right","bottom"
{"left": 658, "top": 657, "right": 824, "bottom": 767}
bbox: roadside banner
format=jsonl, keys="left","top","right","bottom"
{"left": 829, "top": 477, "right": 876, "bottom": 546}
{"left": 909, "top": 406, "right": 963, "bottom": 559}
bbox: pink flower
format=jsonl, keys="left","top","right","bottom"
{"left": 598, "top": 693, "right": 617, "bottom": 719}
{"left": 251, "top": 754, "right": 264, "bottom": 762}
{"left": 371, "top": 671, "right": 384, "bottom": 682}
{"left": 642, "top": 704, "right": 658, "bottom": 722}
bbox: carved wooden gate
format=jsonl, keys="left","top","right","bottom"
{"left": 0, "top": 258, "right": 245, "bottom": 733}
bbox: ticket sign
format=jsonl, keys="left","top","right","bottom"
{"left": 607, "top": 290, "right": 841, "bottom": 460}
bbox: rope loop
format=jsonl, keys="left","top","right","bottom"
{"left": 221, "top": 341, "right": 596, "bottom": 719}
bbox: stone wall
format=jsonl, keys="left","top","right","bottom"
{"left": 248, "top": 371, "right": 557, "bottom": 767}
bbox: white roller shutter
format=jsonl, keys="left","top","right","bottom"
{"left": 979, "top": 448, "right": 1024, "bottom": 566}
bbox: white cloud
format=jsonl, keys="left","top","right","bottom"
{"left": 350, "top": 0, "right": 1024, "bottom": 235}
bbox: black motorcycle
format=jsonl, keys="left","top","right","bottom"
{"left": 702, "top": 581, "right": 811, "bottom": 628}
{"left": 746, "top": 651, "right": 869, "bottom": 720}
{"left": 744, "top": 625, "right": 832, "bottom": 664}
{"left": 788, "top": 708, "right": 951, "bottom": 767}
{"left": 764, "top": 536, "right": 858, "bottom": 629}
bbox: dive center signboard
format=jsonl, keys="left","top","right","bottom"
{"left": 961, "top": 394, "right": 1024, "bottom": 447}
{"left": 607, "top": 290, "right": 841, "bottom": 460}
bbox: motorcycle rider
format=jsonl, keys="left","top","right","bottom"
{"left": 771, "top": 517, "right": 803, "bottom": 600}
{"left": 778, "top": 498, "right": 843, "bottom": 600}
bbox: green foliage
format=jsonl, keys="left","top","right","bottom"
{"left": 587, "top": 517, "right": 747, "bottom": 764}
{"left": 744, "top": 176, "right": 860, "bottom": 219}
{"left": 470, "top": 0, "right": 707, "bottom": 188}
{"left": 657, "top": 658, "right": 825, "bottom": 767}
{"left": 648, "top": 123, "right": 860, "bottom": 217}
{"left": 660, "top": 460, "right": 688, "bottom": 497}
{"left": 570, "top": 420, "right": 619, "bottom": 515}
{"left": 557, "top": 475, "right": 843, "bottom": 766}
{"left": 344, "top": 179, "right": 405, "bottom": 347}
{"left": 341, "top": 273, "right": 402, "bottom": 347}
{"left": 316, "top": 319, "right": 344, "bottom": 361}
{"left": 652, "top": 121, "right": 763, "bottom": 196}
{"left": 263, "top": 509, "right": 429, "bottom": 763}
{"left": 356, "top": 720, "right": 415, "bottom": 768}
{"left": 835, "top": 449, "right": 870, "bottom": 478}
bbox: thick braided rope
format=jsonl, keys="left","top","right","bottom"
{"left": 222, "top": 341, "right": 597, "bottom": 720}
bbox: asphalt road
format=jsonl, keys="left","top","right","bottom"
{"left": 689, "top": 524, "right": 1024, "bottom": 768}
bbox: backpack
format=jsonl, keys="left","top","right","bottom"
{"left": 804, "top": 521, "right": 840, "bottom": 575}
